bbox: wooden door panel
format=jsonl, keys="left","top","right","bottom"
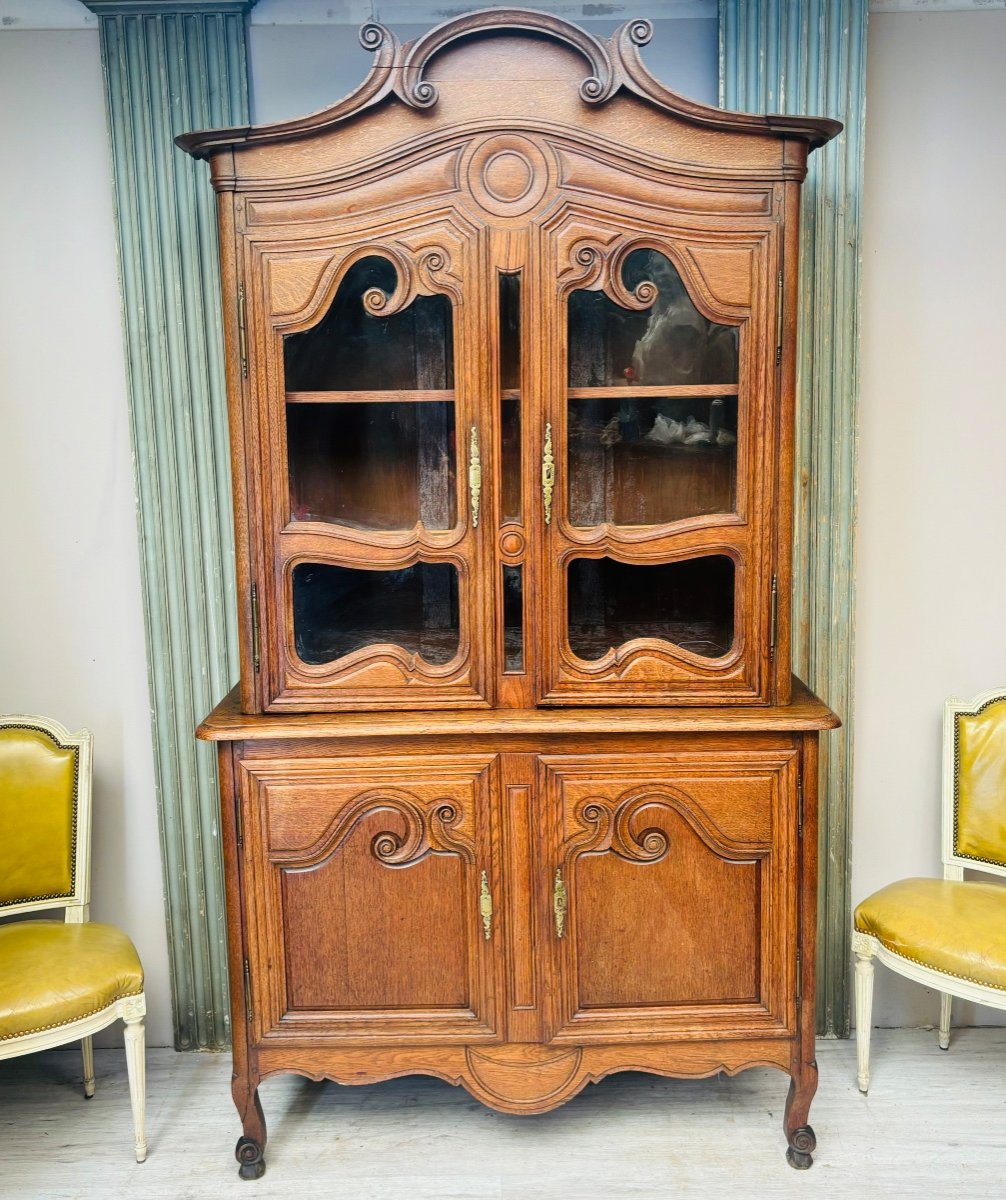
{"left": 239, "top": 754, "right": 502, "bottom": 1043}
{"left": 280, "top": 808, "right": 470, "bottom": 1011}
{"left": 573, "top": 810, "right": 760, "bottom": 1008}
{"left": 541, "top": 749, "right": 798, "bottom": 1042}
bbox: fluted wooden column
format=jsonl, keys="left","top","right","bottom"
{"left": 83, "top": 0, "right": 256, "bottom": 1049}
{"left": 720, "top": 0, "right": 868, "bottom": 1038}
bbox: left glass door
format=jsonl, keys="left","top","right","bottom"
{"left": 256, "top": 241, "right": 490, "bottom": 711}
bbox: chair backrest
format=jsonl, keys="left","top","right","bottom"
{"left": 0, "top": 715, "right": 92, "bottom": 919}
{"left": 942, "top": 690, "right": 1006, "bottom": 881}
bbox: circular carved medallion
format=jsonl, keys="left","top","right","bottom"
{"left": 499, "top": 529, "right": 525, "bottom": 559}
{"left": 465, "top": 136, "right": 550, "bottom": 219}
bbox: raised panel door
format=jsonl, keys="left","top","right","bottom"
{"left": 237, "top": 752, "right": 502, "bottom": 1043}
{"left": 539, "top": 746, "right": 800, "bottom": 1043}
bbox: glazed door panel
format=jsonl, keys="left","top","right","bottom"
{"left": 245, "top": 206, "right": 494, "bottom": 712}
{"left": 534, "top": 207, "right": 782, "bottom": 706}
{"left": 238, "top": 752, "right": 502, "bottom": 1044}
{"left": 540, "top": 745, "right": 800, "bottom": 1043}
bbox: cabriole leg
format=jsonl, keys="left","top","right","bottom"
{"left": 233, "top": 1073, "right": 267, "bottom": 1180}
{"left": 784, "top": 1056, "right": 818, "bottom": 1169}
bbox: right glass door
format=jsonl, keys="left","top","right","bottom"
{"left": 538, "top": 232, "right": 774, "bottom": 705}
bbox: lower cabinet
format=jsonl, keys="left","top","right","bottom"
{"left": 204, "top": 704, "right": 833, "bottom": 1178}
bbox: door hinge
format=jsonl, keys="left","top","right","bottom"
{"left": 237, "top": 283, "right": 248, "bottom": 379}
{"left": 775, "top": 269, "right": 784, "bottom": 366}
{"left": 797, "top": 773, "right": 804, "bottom": 839}
{"left": 243, "top": 957, "right": 253, "bottom": 1029}
{"left": 796, "top": 948, "right": 803, "bottom": 1008}
{"left": 769, "top": 574, "right": 778, "bottom": 658}
{"left": 235, "top": 792, "right": 244, "bottom": 850}
{"left": 249, "top": 584, "right": 261, "bottom": 674}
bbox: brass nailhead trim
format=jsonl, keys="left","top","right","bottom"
{"left": 854, "top": 930, "right": 1006, "bottom": 993}
{"left": 0, "top": 724, "right": 80, "bottom": 909}
{"left": 0, "top": 990, "right": 145, "bottom": 1042}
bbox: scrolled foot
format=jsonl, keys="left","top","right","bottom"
{"left": 236, "top": 1135, "right": 265, "bottom": 1180}
{"left": 786, "top": 1125, "right": 816, "bottom": 1170}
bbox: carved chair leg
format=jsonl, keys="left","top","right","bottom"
{"left": 784, "top": 1057, "right": 818, "bottom": 1170}
{"left": 81, "top": 1035, "right": 95, "bottom": 1099}
{"left": 232, "top": 1073, "right": 267, "bottom": 1180}
{"left": 123, "top": 1014, "right": 147, "bottom": 1163}
{"left": 855, "top": 949, "right": 875, "bottom": 1093}
{"left": 938, "top": 992, "right": 952, "bottom": 1051}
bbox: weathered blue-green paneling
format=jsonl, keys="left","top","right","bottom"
{"left": 83, "top": 0, "right": 255, "bottom": 1049}
{"left": 720, "top": 0, "right": 867, "bottom": 1038}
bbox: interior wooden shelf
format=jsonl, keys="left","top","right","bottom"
{"left": 286, "top": 389, "right": 456, "bottom": 404}
{"left": 568, "top": 385, "right": 739, "bottom": 400}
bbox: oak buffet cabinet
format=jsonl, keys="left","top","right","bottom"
{"left": 183, "top": 9, "right": 840, "bottom": 1179}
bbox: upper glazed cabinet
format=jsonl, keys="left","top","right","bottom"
{"left": 179, "top": 11, "right": 838, "bottom": 713}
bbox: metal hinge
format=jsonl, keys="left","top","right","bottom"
{"left": 237, "top": 283, "right": 248, "bottom": 378}
{"left": 235, "top": 792, "right": 244, "bottom": 850}
{"left": 250, "top": 584, "right": 261, "bottom": 674}
{"left": 769, "top": 574, "right": 778, "bottom": 658}
{"left": 775, "top": 269, "right": 784, "bottom": 366}
{"left": 796, "top": 948, "right": 803, "bottom": 1008}
{"left": 797, "top": 773, "right": 804, "bottom": 839}
{"left": 243, "top": 958, "right": 253, "bottom": 1028}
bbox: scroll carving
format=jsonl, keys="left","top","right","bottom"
{"left": 271, "top": 788, "right": 475, "bottom": 868}
{"left": 177, "top": 13, "right": 839, "bottom": 163}
{"left": 564, "top": 785, "right": 768, "bottom": 865}
{"left": 276, "top": 238, "right": 462, "bottom": 333}
{"left": 398, "top": 9, "right": 617, "bottom": 110}
{"left": 557, "top": 229, "right": 750, "bottom": 330}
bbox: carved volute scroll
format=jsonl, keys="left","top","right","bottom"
{"left": 268, "top": 787, "right": 475, "bottom": 869}
{"left": 561, "top": 786, "right": 768, "bottom": 867}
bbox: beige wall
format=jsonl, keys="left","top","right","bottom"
{"left": 0, "top": 30, "right": 173, "bottom": 1046}
{"left": 854, "top": 9, "right": 1006, "bottom": 1026}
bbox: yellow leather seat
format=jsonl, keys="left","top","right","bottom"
{"left": 855, "top": 878, "right": 1006, "bottom": 992}
{"left": 853, "top": 690, "right": 1006, "bottom": 1095}
{"left": 0, "top": 921, "right": 144, "bottom": 1043}
{"left": 0, "top": 715, "right": 147, "bottom": 1163}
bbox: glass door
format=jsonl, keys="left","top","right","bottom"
{"left": 538, "top": 230, "right": 773, "bottom": 705}
{"left": 262, "top": 240, "right": 491, "bottom": 710}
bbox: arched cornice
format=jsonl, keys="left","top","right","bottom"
{"left": 176, "top": 8, "right": 841, "bottom": 161}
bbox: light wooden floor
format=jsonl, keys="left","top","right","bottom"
{"left": 1, "top": 1029, "right": 1004, "bottom": 1198}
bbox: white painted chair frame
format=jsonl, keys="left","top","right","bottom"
{"left": 853, "top": 689, "right": 1006, "bottom": 1094}
{"left": 0, "top": 715, "right": 147, "bottom": 1161}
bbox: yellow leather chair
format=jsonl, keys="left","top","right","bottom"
{"left": 0, "top": 715, "right": 147, "bottom": 1161}
{"left": 853, "top": 689, "right": 1006, "bottom": 1093}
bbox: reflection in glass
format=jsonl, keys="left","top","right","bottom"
{"left": 293, "top": 561, "right": 460, "bottom": 666}
{"left": 567, "top": 556, "right": 734, "bottom": 662}
{"left": 568, "top": 396, "right": 736, "bottom": 526}
{"left": 568, "top": 248, "right": 738, "bottom": 388}
{"left": 287, "top": 402, "right": 456, "bottom": 530}
{"left": 284, "top": 256, "right": 454, "bottom": 392}
{"left": 502, "top": 565, "right": 524, "bottom": 672}
{"left": 500, "top": 273, "right": 521, "bottom": 522}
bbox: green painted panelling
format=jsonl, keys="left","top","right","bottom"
{"left": 84, "top": 1, "right": 255, "bottom": 1049}
{"left": 719, "top": 0, "right": 867, "bottom": 1038}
